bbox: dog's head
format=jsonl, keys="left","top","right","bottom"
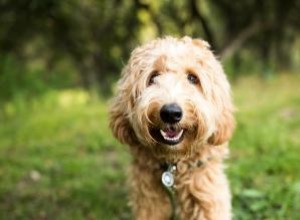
{"left": 110, "top": 36, "right": 234, "bottom": 159}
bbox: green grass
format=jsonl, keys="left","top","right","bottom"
{"left": 229, "top": 74, "right": 300, "bottom": 219}
{"left": 0, "top": 74, "right": 300, "bottom": 219}
{"left": 0, "top": 90, "right": 130, "bottom": 219}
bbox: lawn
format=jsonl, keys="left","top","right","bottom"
{"left": 0, "top": 74, "right": 299, "bottom": 219}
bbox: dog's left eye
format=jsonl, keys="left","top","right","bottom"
{"left": 187, "top": 73, "right": 199, "bottom": 85}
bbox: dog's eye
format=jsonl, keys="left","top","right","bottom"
{"left": 148, "top": 71, "right": 160, "bottom": 86}
{"left": 187, "top": 72, "right": 199, "bottom": 85}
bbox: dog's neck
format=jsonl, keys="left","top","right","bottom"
{"left": 129, "top": 143, "right": 229, "bottom": 172}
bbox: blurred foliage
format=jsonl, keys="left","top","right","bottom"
{"left": 0, "top": 0, "right": 300, "bottom": 98}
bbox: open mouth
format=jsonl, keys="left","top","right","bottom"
{"left": 151, "top": 125, "right": 185, "bottom": 145}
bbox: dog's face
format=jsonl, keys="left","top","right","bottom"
{"left": 110, "top": 37, "right": 234, "bottom": 160}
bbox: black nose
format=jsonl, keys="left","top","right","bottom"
{"left": 160, "top": 103, "right": 183, "bottom": 123}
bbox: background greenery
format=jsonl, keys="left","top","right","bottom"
{"left": 0, "top": 0, "right": 299, "bottom": 219}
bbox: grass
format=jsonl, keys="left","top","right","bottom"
{"left": 229, "top": 74, "right": 300, "bottom": 219}
{"left": 0, "top": 74, "right": 300, "bottom": 219}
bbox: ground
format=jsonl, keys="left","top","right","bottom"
{"left": 0, "top": 74, "right": 300, "bottom": 219}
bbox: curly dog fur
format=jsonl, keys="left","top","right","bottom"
{"left": 109, "top": 36, "right": 235, "bottom": 220}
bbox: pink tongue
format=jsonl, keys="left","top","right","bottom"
{"left": 165, "top": 129, "right": 178, "bottom": 138}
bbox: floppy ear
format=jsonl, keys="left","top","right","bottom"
{"left": 192, "top": 38, "right": 211, "bottom": 49}
{"left": 189, "top": 38, "right": 235, "bottom": 146}
{"left": 208, "top": 106, "right": 235, "bottom": 145}
{"left": 207, "top": 66, "right": 235, "bottom": 145}
{"left": 109, "top": 65, "right": 137, "bottom": 145}
{"left": 109, "top": 100, "right": 135, "bottom": 145}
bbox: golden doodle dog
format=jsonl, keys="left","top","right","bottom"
{"left": 109, "top": 36, "right": 235, "bottom": 220}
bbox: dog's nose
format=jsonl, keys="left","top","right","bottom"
{"left": 160, "top": 103, "right": 183, "bottom": 123}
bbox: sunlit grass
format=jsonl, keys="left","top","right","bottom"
{"left": 229, "top": 73, "right": 300, "bottom": 219}
{"left": 0, "top": 73, "right": 299, "bottom": 219}
{"left": 0, "top": 90, "right": 130, "bottom": 219}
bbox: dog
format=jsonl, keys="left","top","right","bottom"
{"left": 109, "top": 36, "right": 235, "bottom": 220}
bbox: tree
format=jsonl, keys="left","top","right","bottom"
{"left": 0, "top": 0, "right": 299, "bottom": 96}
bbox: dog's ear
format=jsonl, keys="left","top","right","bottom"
{"left": 208, "top": 107, "right": 235, "bottom": 146}
{"left": 181, "top": 36, "right": 192, "bottom": 43}
{"left": 109, "top": 66, "right": 137, "bottom": 145}
{"left": 181, "top": 36, "right": 210, "bottom": 48}
{"left": 202, "top": 50, "right": 235, "bottom": 146}
{"left": 192, "top": 39, "right": 211, "bottom": 49}
{"left": 109, "top": 100, "right": 135, "bottom": 145}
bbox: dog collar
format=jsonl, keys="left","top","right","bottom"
{"left": 160, "top": 158, "right": 210, "bottom": 190}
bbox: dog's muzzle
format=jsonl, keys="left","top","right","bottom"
{"left": 150, "top": 103, "right": 185, "bottom": 145}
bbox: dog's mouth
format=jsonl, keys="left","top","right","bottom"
{"left": 150, "top": 125, "right": 185, "bottom": 145}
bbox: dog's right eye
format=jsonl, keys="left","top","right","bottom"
{"left": 148, "top": 71, "right": 160, "bottom": 86}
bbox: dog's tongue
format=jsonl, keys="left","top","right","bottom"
{"left": 164, "top": 128, "right": 178, "bottom": 138}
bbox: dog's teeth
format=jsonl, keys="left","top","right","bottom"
{"left": 160, "top": 129, "right": 167, "bottom": 138}
{"left": 177, "top": 129, "right": 184, "bottom": 139}
{"left": 160, "top": 129, "right": 183, "bottom": 142}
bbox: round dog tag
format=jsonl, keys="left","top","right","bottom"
{"left": 162, "top": 171, "right": 174, "bottom": 187}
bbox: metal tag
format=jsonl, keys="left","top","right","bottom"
{"left": 162, "top": 171, "right": 174, "bottom": 187}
